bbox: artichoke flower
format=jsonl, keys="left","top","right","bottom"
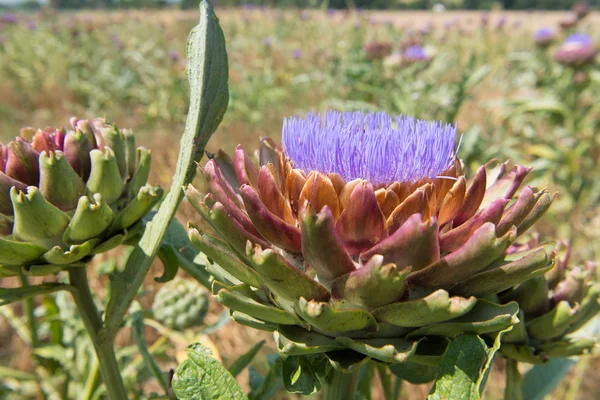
{"left": 0, "top": 117, "right": 162, "bottom": 276}
{"left": 152, "top": 278, "right": 210, "bottom": 330}
{"left": 185, "top": 110, "right": 555, "bottom": 368}
{"left": 554, "top": 33, "right": 597, "bottom": 67}
{"left": 500, "top": 239, "right": 599, "bottom": 364}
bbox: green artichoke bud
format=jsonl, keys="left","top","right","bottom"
{"left": 152, "top": 278, "right": 210, "bottom": 330}
{"left": 185, "top": 111, "right": 556, "bottom": 372}
{"left": 499, "top": 239, "right": 600, "bottom": 363}
{"left": 0, "top": 117, "right": 162, "bottom": 276}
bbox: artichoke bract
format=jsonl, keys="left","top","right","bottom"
{"left": 0, "top": 117, "right": 162, "bottom": 276}
{"left": 500, "top": 239, "right": 599, "bottom": 364}
{"left": 185, "top": 110, "right": 555, "bottom": 368}
{"left": 152, "top": 279, "right": 210, "bottom": 330}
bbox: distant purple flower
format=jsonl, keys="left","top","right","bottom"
{"left": 327, "top": 9, "right": 336, "bottom": 17}
{"left": 555, "top": 33, "right": 596, "bottom": 66}
{"left": 292, "top": 49, "right": 303, "bottom": 59}
{"left": 110, "top": 33, "right": 123, "bottom": 50}
{"left": 0, "top": 13, "right": 19, "bottom": 24}
{"left": 404, "top": 45, "right": 430, "bottom": 63}
{"left": 300, "top": 10, "right": 310, "bottom": 21}
{"left": 534, "top": 27, "right": 556, "bottom": 47}
{"left": 25, "top": 21, "right": 37, "bottom": 31}
{"left": 282, "top": 110, "right": 456, "bottom": 185}
{"left": 168, "top": 50, "right": 179, "bottom": 61}
{"left": 496, "top": 15, "right": 507, "bottom": 30}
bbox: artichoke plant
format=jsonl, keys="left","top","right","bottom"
{"left": 0, "top": 117, "right": 162, "bottom": 276}
{"left": 554, "top": 33, "right": 597, "bottom": 67}
{"left": 499, "top": 238, "right": 599, "bottom": 364}
{"left": 152, "top": 278, "right": 210, "bottom": 330}
{"left": 185, "top": 110, "right": 555, "bottom": 369}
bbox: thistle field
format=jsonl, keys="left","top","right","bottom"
{"left": 1, "top": 7, "right": 599, "bottom": 400}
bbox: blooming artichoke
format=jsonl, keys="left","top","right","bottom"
{"left": 152, "top": 278, "right": 210, "bottom": 330}
{"left": 0, "top": 117, "right": 161, "bottom": 276}
{"left": 499, "top": 239, "right": 599, "bottom": 364}
{"left": 185, "top": 110, "right": 555, "bottom": 367}
{"left": 554, "top": 33, "right": 597, "bottom": 67}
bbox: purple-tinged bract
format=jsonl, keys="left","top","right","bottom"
{"left": 282, "top": 111, "right": 456, "bottom": 186}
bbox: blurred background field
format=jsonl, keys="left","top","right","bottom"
{"left": 1, "top": 2, "right": 599, "bottom": 399}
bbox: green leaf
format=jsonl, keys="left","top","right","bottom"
{"left": 173, "top": 344, "right": 247, "bottom": 400}
{"left": 103, "top": 0, "right": 229, "bottom": 339}
{"left": 0, "top": 283, "right": 74, "bottom": 306}
{"left": 389, "top": 361, "right": 439, "bottom": 384}
{"left": 163, "top": 217, "right": 212, "bottom": 288}
{"left": 248, "top": 356, "right": 283, "bottom": 400}
{"left": 155, "top": 245, "right": 179, "bottom": 283}
{"left": 281, "top": 356, "right": 321, "bottom": 395}
{"left": 228, "top": 340, "right": 265, "bottom": 378}
{"left": 520, "top": 358, "right": 575, "bottom": 400}
{"left": 428, "top": 316, "right": 515, "bottom": 400}
{"left": 131, "top": 303, "right": 169, "bottom": 394}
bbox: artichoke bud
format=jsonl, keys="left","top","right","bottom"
{"left": 86, "top": 147, "right": 124, "bottom": 204}
{"left": 31, "top": 129, "right": 60, "bottom": 154}
{"left": 128, "top": 148, "right": 151, "bottom": 198}
{"left": 39, "top": 151, "right": 86, "bottom": 211}
{"left": 0, "top": 117, "right": 157, "bottom": 276}
{"left": 152, "top": 278, "right": 210, "bottom": 330}
{"left": 19, "top": 127, "right": 36, "bottom": 141}
{"left": 63, "top": 130, "right": 93, "bottom": 180}
{"left": 110, "top": 184, "right": 163, "bottom": 233}
{"left": 70, "top": 117, "right": 98, "bottom": 149}
{"left": 100, "top": 123, "right": 127, "bottom": 179}
{"left": 11, "top": 186, "right": 70, "bottom": 247}
{"left": 123, "top": 129, "right": 137, "bottom": 179}
{"left": 500, "top": 275, "right": 550, "bottom": 317}
{"left": 63, "top": 194, "right": 114, "bottom": 243}
{"left": 0, "top": 213, "right": 12, "bottom": 236}
{"left": 551, "top": 267, "right": 586, "bottom": 305}
{"left": 6, "top": 138, "right": 39, "bottom": 185}
{"left": 499, "top": 238, "right": 600, "bottom": 363}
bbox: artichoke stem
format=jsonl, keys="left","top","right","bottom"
{"left": 504, "top": 358, "right": 524, "bottom": 400}
{"left": 324, "top": 368, "right": 360, "bottom": 400}
{"left": 68, "top": 267, "right": 128, "bottom": 400}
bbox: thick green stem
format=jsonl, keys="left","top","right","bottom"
{"left": 68, "top": 267, "right": 128, "bottom": 400}
{"left": 324, "top": 368, "right": 360, "bottom": 400}
{"left": 19, "top": 272, "right": 39, "bottom": 348}
{"left": 504, "top": 359, "right": 523, "bottom": 400}
{"left": 376, "top": 363, "right": 393, "bottom": 400}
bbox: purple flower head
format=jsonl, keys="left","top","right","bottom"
{"left": 168, "top": 50, "right": 179, "bottom": 61}
{"left": 534, "top": 27, "right": 556, "bottom": 46}
{"left": 292, "top": 49, "right": 303, "bottom": 59}
{"left": 565, "top": 33, "right": 593, "bottom": 46}
{"left": 0, "top": 14, "right": 19, "bottom": 24}
{"left": 282, "top": 110, "right": 457, "bottom": 185}
{"left": 555, "top": 33, "right": 596, "bottom": 66}
{"left": 404, "top": 45, "right": 430, "bottom": 63}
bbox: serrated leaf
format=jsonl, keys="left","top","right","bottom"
{"left": 103, "top": 0, "right": 229, "bottom": 337}
{"left": 172, "top": 344, "right": 247, "bottom": 400}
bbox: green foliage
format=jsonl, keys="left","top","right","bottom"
{"left": 173, "top": 345, "right": 248, "bottom": 400}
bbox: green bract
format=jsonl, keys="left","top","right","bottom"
{"left": 185, "top": 139, "right": 557, "bottom": 374}
{"left": 152, "top": 278, "right": 210, "bottom": 330}
{"left": 0, "top": 117, "right": 162, "bottom": 276}
{"left": 500, "top": 239, "right": 600, "bottom": 363}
